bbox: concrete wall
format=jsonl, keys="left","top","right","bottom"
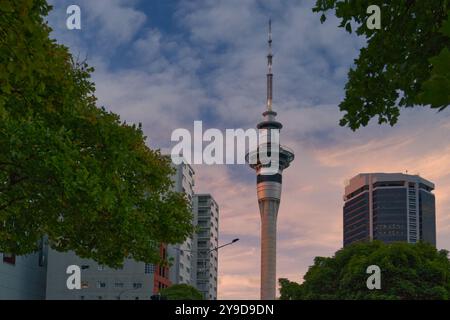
{"left": 0, "top": 250, "right": 47, "bottom": 300}
{"left": 45, "top": 249, "right": 154, "bottom": 300}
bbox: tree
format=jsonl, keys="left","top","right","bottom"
{"left": 279, "top": 241, "right": 450, "bottom": 300}
{"left": 159, "top": 284, "right": 204, "bottom": 300}
{"left": 313, "top": 1, "right": 450, "bottom": 130}
{"left": 279, "top": 278, "right": 303, "bottom": 300}
{"left": 0, "top": 0, "right": 193, "bottom": 268}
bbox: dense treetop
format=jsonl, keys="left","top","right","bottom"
{"left": 313, "top": 0, "right": 450, "bottom": 130}
{"left": 0, "top": 0, "right": 193, "bottom": 267}
{"left": 280, "top": 241, "right": 450, "bottom": 300}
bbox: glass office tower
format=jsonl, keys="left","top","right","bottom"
{"left": 343, "top": 173, "right": 436, "bottom": 247}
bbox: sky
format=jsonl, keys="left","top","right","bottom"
{"left": 47, "top": 0, "right": 450, "bottom": 299}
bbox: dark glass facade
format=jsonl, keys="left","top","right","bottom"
{"left": 373, "top": 188, "right": 407, "bottom": 243}
{"left": 419, "top": 190, "right": 436, "bottom": 246}
{"left": 343, "top": 192, "right": 370, "bottom": 246}
{"left": 344, "top": 179, "right": 436, "bottom": 247}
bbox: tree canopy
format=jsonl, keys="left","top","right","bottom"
{"left": 279, "top": 241, "right": 450, "bottom": 300}
{"left": 313, "top": 0, "right": 450, "bottom": 130}
{"left": 0, "top": 0, "right": 193, "bottom": 268}
{"left": 160, "top": 284, "right": 204, "bottom": 300}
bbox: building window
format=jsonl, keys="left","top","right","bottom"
{"left": 38, "top": 239, "right": 45, "bottom": 267}
{"left": 96, "top": 281, "right": 106, "bottom": 288}
{"left": 3, "top": 253, "right": 15, "bottom": 265}
{"left": 133, "top": 283, "right": 143, "bottom": 289}
{"left": 98, "top": 265, "right": 105, "bottom": 271}
{"left": 145, "top": 264, "right": 155, "bottom": 274}
{"left": 81, "top": 265, "right": 89, "bottom": 270}
{"left": 114, "top": 282, "right": 124, "bottom": 288}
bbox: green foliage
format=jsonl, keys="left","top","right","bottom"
{"left": 419, "top": 14, "right": 450, "bottom": 108}
{"left": 279, "top": 278, "right": 303, "bottom": 300}
{"left": 313, "top": 1, "right": 450, "bottom": 130}
{"left": 279, "top": 241, "right": 450, "bottom": 300}
{"left": 0, "top": 0, "right": 193, "bottom": 267}
{"left": 160, "top": 284, "right": 204, "bottom": 300}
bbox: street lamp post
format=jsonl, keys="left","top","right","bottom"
{"left": 197, "top": 238, "right": 240, "bottom": 298}
{"left": 171, "top": 238, "right": 240, "bottom": 298}
{"left": 201, "top": 238, "right": 240, "bottom": 271}
{"left": 173, "top": 238, "right": 240, "bottom": 279}
{"left": 174, "top": 238, "right": 240, "bottom": 255}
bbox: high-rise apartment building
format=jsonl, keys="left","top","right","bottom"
{"left": 167, "top": 159, "right": 196, "bottom": 286}
{"left": 343, "top": 173, "right": 436, "bottom": 247}
{"left": 193, "top": 194, "right": 219, "bottom": 300}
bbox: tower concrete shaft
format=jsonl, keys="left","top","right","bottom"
{"left": 259, "top": 196, "right": 280, "bottom": 300}
{"left": 246, "top": 20, "right": 294, "bottom": 300}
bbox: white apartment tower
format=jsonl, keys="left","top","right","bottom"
{"left": 167, "top": 159, "right": 197, "bottom": 286}
{"left": 193, "top": 194, "right": 219, "bottom": 300}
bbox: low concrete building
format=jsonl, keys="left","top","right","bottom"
{"left": 0, "top": 241, "right": 47, "bottom": 299}
{"left": 45, "top": 249, "right": 157, "bottom": 300}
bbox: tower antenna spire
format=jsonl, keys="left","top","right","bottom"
{"left": 267, "top": 19, "right": 273, "bottom": 112}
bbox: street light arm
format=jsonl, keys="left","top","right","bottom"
{"left": 210, "top": 238, "right": 239, "bottom": 252}
{"left": 174, "top": 239, "right": 240, "bottom": 254}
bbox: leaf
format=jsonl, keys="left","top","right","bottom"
{"left": 312, "top": 0, "right": 450, "bottom": 129}
{"left": 0, "top": 1, "right": 14, "bottom": 13}
{"left": 419, "top": 48, "right": 450, "bottom": 108}
{"left": 0, "top": 0, "right": 193, "bottom": 267}
{"left": 440, "top": 11, "right": 450, "bottom": 37}
{"left": 345, "top": 22, "right": 352, "bottom": 33}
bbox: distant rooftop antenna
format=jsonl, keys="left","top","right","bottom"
{"left": 266, "top": 19, "right": 273, "bottom": 112}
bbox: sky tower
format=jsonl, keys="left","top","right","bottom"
{"left": 246, "top": 20, "right": 295, "bottom": 300}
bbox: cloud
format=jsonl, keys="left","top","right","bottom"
{"left": 48, "top": 0, "right": 147, "bottom": 51}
